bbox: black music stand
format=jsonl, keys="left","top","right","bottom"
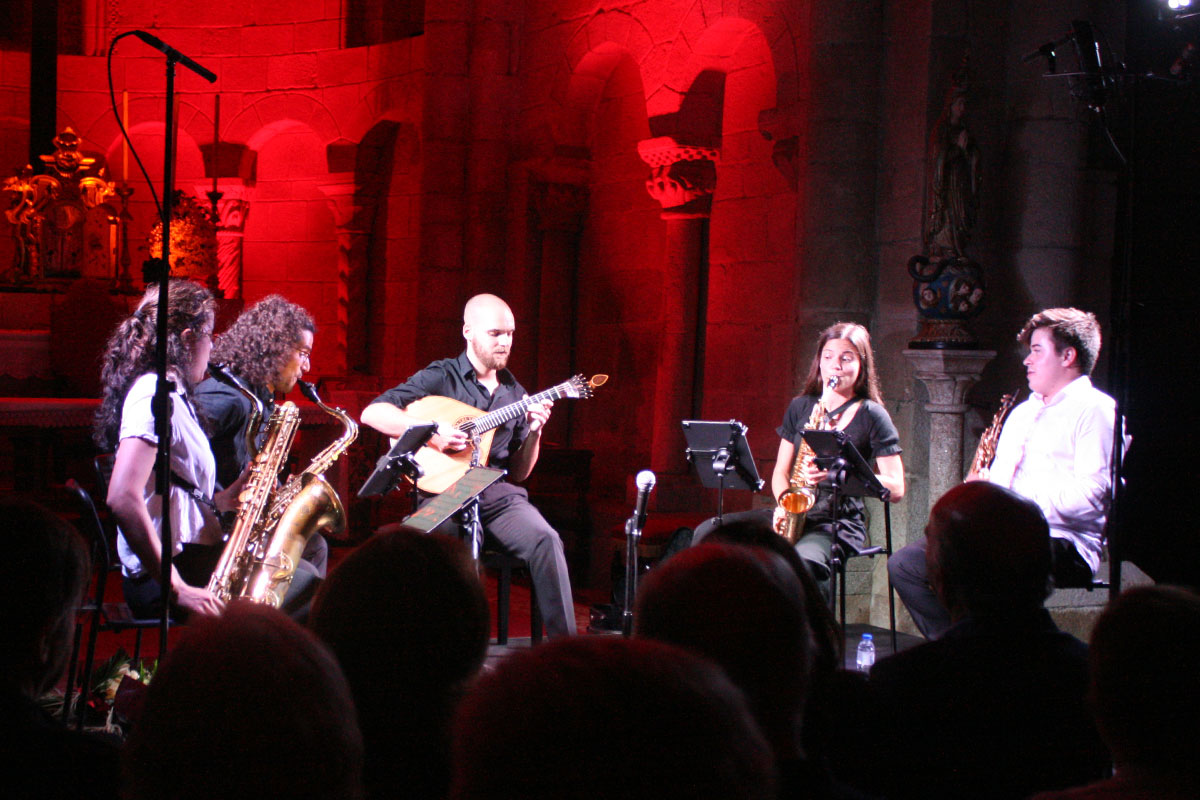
{"left": 356, "top": 423, "right": 438, "bottom": 500}
{"left": 395, "top": 466, "right": 506, "bottom": 561}
{"left": 682, "top": 420, "right": 764, "bottom": 526}
{"left": 801, "top": 428, "right": 897, "bottom": 654}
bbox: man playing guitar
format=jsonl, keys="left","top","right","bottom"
{"left": 360, "top": 293, "right": 576, "bottom": 637}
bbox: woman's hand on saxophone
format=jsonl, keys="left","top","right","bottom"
{"left": 799, "top": 460, "right": 829, "bottom": 486}
{"left": 172, "top": 580, "right": 225, "bottom": 618}
{"left": 214, "top": 464, "right": 252, "bottom": 513}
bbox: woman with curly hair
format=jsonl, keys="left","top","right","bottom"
{"left": 94, "top": 280, "right": 229, "bottom": 619}
{"left": 194, "top": 294, "right": 315, "bottom": 489}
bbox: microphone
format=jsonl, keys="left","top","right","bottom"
{"left": 633, "top": 469, "right": 656, "bottom": 532}
{"left": 1021, "top": 32, "right": 1073, "bottom": 69}
{"left": 132, "top": 30, "right": 218, "bottom": 83}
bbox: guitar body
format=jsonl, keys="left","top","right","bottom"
{"left": 404, "top": 395, "right": 497, "bottom": 494}
{"left": 386, "top": 374, "right": 607, "bottom": 495}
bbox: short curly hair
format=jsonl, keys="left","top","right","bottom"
{"left": 1017, "top": 307, "right": 1101, "bottom": 376}
{"left": 211, "top": 295, "right": 315, "bottom": 389}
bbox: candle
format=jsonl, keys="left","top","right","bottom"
{"left": 212, "top": 94, "right": 220, "bottom": 195}
{"left": 122, "top": 91, "right": 129, "bottom": 182}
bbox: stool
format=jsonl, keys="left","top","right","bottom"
{"left": 482, "top": 550, "right": 542, "bottom": 645}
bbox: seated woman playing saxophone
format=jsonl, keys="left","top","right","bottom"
{"left": 693, "top": 322, "right": 905, "bottom": 603}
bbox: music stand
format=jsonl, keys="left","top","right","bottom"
{"left": 395, "top": 466, "right": 506, "bottom": 561}
{"left": 800, "top": 428, "right": 897, "bottom": 653}
{"left": 357, "top": 423, "right": 438, "bottom": 499}
{"left": 682, "top": 420, "right": 764, "bottom": 526}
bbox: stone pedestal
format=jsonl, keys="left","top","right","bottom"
{"left": 903, "top": 349, "right": 996, "bottom": 506}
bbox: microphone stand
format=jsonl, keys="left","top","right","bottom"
{"left": 150, "top": 51, "right": 180, "bottom": 657}
{"left": 124, "top": 31, "right": 216, "bottom": 658}
{"left": 621, "top": 513, "right": 642, "bottom": 638}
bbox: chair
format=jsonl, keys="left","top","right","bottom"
{"left": 70, "top": 456, "right": 172, "bottom": 727}
{"left": 829, "top": 498, "right": 898, "bottom": 656}
{"left": 481, "top": 549, "right": 543, "bottom": 645}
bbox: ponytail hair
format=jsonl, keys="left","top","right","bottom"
{"left": 93, "top": 280, "right": 214, "bottom": 451}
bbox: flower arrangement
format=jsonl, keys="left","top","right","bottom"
{"left": 39, "top": 648, "right": 156, "bottom": 735}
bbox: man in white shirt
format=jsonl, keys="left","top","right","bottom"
{"left": 890, "top": 308, "right": 1119, "bottom": 638}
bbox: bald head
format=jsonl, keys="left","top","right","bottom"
{"left": 926, "top": 482, "right": 1051, "bottom": 619}
{"left": 462, "top": 294, "right": 514, "bottom": 374}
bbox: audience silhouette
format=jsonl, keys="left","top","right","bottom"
{"left": 869, "top": 482, "right": 1108, "bottom": 798}
{"left": 122, "top": 602, "right": 363, "bottom": 800}
{"left": 1033, "top": 585, "right": 1200, "bottom": 800}
{"left": 309, "top": 529, "right": 490, "bottom": 800}
{"left": 1, "top": 496, "right": 120, "bottom": 800}
{"left": 450, "top": 635, "right": 775, "bottom": 800}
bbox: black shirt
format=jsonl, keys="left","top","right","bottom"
{"left": 371, "top": 352, "right": 531, "bottom": 470}
{"left": 777, "top": 395, "right": 901, "bottom": 534}
{"left": 194, "top": 376, "right": 275, "bottom": 489}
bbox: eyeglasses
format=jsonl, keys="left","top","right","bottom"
{"left": 296, "top": 347, "right": 312, "bottom": 363}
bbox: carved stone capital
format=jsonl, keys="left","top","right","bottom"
{"left": 317, "top": 175, "right": 367, "bottom": 235}
{"left": 638, "top": 137, "right": 719, "bottom": 218}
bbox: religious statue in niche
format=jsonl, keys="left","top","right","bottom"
{"left": 908, "top": 60, "right": 986, "bottom": 348}
{"left": 2, "top": 128, "right": 122, "bottom": 286}
{"left": 148, "top": 191, "right": 219, "bottom": 290}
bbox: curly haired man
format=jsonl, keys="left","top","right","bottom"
{"left": 193, "top": 295, "right": 326, "bottom": 616}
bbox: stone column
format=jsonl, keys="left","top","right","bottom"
{"left": 904, "top": 348, "right": 996, "bottom": 506}
{"left": 195, "top": 181, "right": 249, "bottom": 300}
{"left": 637, "top": 137, "right": 718, "bottom": 483}
{"left": 529, "top": 181, "right": 588, "bottom": 396}
{"left": 318, "top": 175, "right": 369, "bottom": 375}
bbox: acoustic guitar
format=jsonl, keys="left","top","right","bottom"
{"left": 392, "top": 374, "right": 608, "bottom": 493}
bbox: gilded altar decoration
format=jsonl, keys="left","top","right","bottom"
{"left": 148, "top": 191, "right": 219, "bottom": 286}
{"left": 2, "top": 128, "right": 121, "bottom": 285}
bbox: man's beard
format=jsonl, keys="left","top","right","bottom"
{"left": 471, "top": 340, "right": 508, "bottom": 371}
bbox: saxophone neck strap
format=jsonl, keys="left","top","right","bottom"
{"left": 824, "top": 396, "right": 861, "bottom": 422}
{"left": 169, "top": 469, "right": 219, "bottom": 515}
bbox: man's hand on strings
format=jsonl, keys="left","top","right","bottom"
{"left": 526, "top": 397, "right": 552, "bottom": 433}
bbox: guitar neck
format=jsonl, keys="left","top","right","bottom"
{"left": 463, "top": 383, "right": 569, "bottom": 436}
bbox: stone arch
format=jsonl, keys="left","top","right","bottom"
{"left": 553, "top": 9, "right": 656, "bottom": 150}
{"left": 225, "top": 93, "right": 342, "bottom": 151}
{"left": 342, "top": 77, "right": 424, "bottom": 145}
{"left": 647, "top": 8, "right": 802, "bottom": 119}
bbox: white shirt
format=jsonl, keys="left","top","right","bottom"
{"left": 988, "top": 375, "right": 1117, "bottom": 575}
{"left": 116, "top": 372, "right": 222, "bottom": 577}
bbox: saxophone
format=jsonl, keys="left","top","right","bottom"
{"left": 207, "top": 401, "right": 302, "bottom": 605}
{"left": 775, "top": 376, "right": 839, "bottom": 544}
{"left": 244, "top": 380, "right": 358, "bottom": 607}
{"left": 206, "top": 380, "right": 358, "bottom": 608}
{"left": 969, "top": 390, "right": 1020, "bottom": 478}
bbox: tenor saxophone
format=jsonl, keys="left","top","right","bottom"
{"left": 775, "top": 376, "right": 839, "bottom": 544}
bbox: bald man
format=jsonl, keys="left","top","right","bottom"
{"left": 870, "top": 483, "right": 1107, "bottom": 799}
{"left": 361, "top": 294, "right": 576, "bottom": 637}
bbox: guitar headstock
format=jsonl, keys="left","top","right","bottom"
{"left": 564, "top": 374, "right": 609, "bottom": 399}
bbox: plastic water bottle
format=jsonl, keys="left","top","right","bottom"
{"left": 855, "top": 632, "right": 876, "bottom": 673}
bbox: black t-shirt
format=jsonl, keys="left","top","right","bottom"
{"left": 371, "top": 352, "right": 530, "bottom": 469}
{"left": 193, "top": 376, "right": 275, "bottom": 489}
{"left": 777, "top": 395, "right": 901, "bottom": 533}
